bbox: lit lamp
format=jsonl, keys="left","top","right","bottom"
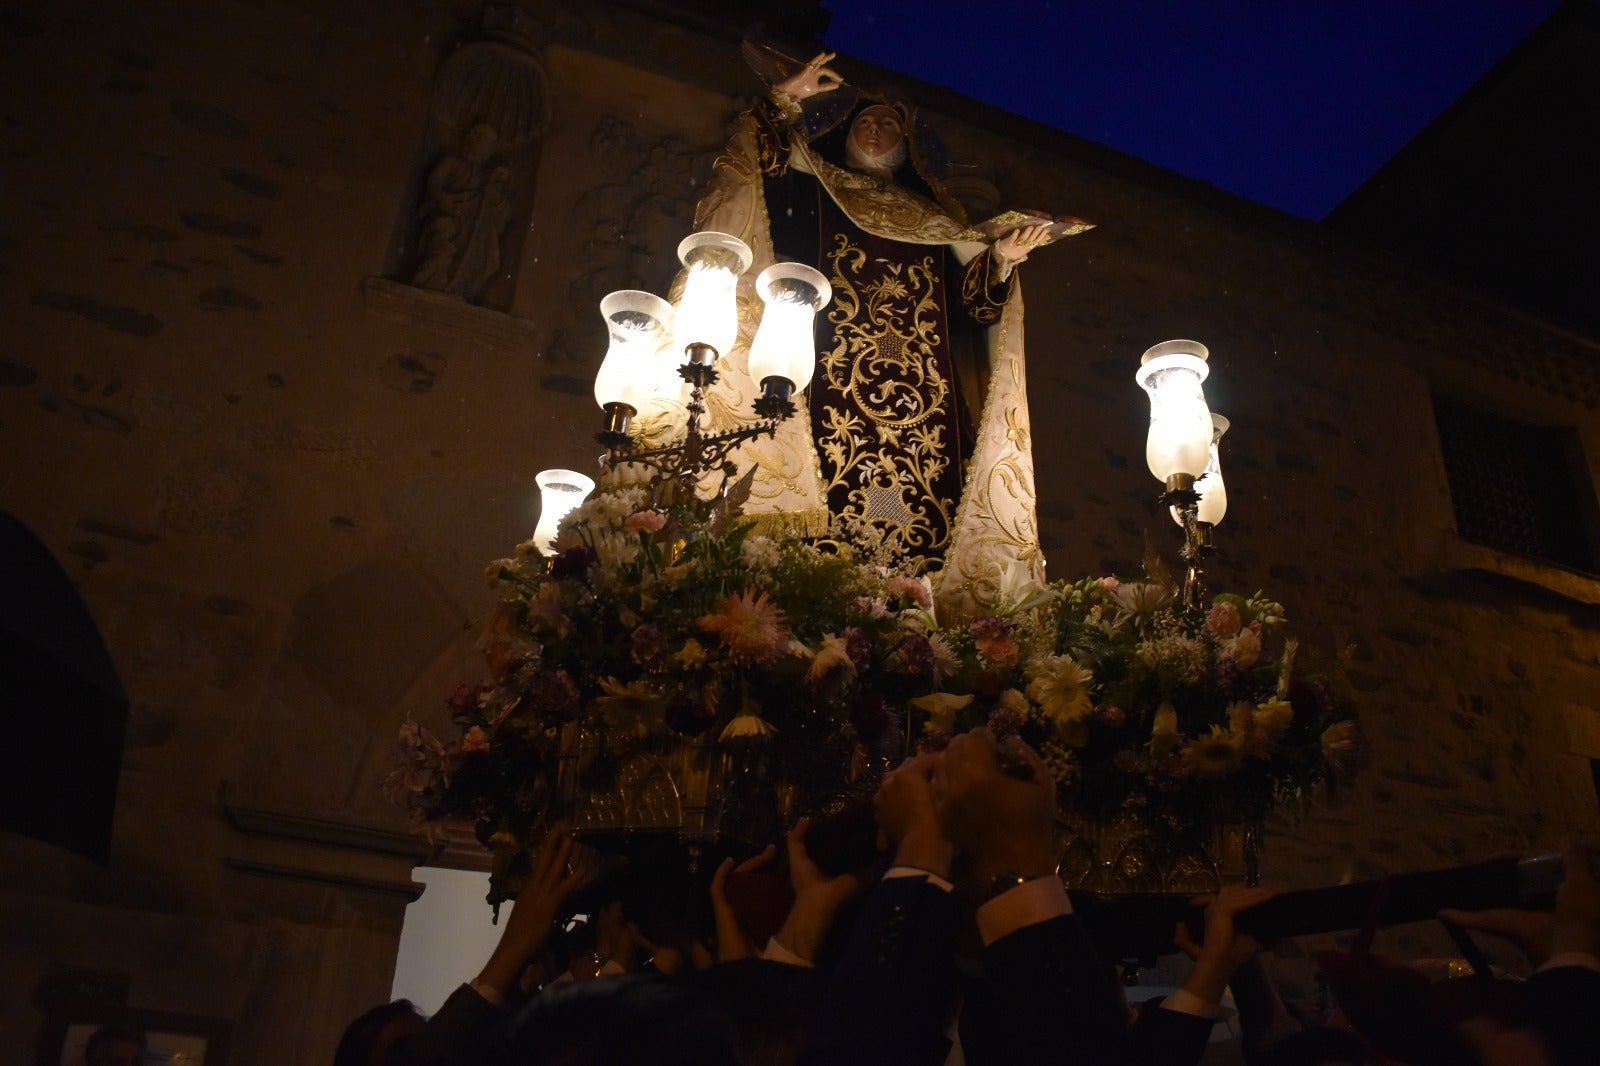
{"left": 595, "top": 290, "right": 675, "bottom": 447}
{"left": 585, "top": 230, "right": 805, "bottom": 499}
{"left": 672, "top": 231, "right": 752, "bottom": 373}
{"left": 1137, "top": 339, "right": 1215, "bottom": 608}
{"left": 532, "top": 468, "right": 596, "bottom": 556}
{"left": 748, "top": 262, "right": 830, "bottom": 419}
{"left": 1171, "top": 413, "right": 1229, "bottom": 528}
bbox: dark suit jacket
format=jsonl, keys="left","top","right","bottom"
{"left": 961, "top": 914, "right": 1215, "bottom": 1066}
{"left": 1525, "top": 963, "right": 1600, "bottom": 1066}
{"left": 797, "top": 874, "right": 960, "bottom": 1066}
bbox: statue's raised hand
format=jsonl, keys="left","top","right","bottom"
{"left": 775, "top": 51, "right": 844, "bottom": 101}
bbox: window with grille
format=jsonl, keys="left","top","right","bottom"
{"left": 1432, "top": 395, "right": 1599, "bottom": 574}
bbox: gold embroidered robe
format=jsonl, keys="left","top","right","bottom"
{"left": 688, "top": 96, "right": 1046, "bottom": 619}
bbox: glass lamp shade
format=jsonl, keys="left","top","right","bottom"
{"left": 594, "top": 290, "right": 675, "bottom": 413}
{"left": 1172, "top": 413, "right": 1230, "bottom": 527}
{"left": 748, "top": 262, "right": 831, "bottom": 393}
{"left": 672, "top": 231, "right": 752, "bottom": 358}
{"left": 532, "top": 468, "right": 595, "bottom": 556}
{"left": 1136, "top": 339, "right": 1213, "bottom": 483}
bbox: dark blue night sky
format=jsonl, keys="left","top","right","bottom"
{"left": 822, "top": 1, "right": 1561, "bottom": 220}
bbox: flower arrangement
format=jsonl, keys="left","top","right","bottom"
{"left": 915, "top": 575, "right": 1362, "bottom": 831}
{"left": 388, "top": 485, "right": 1360, "bottom": 880}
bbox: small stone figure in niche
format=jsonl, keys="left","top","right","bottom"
{"left": 412, "top": 123, "right": 513, "bottom": 303}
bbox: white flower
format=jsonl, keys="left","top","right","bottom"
{"left": 1110, "top": 581, "right": 1177, "bottom": 624}
{"left": 988, "top": 554, "right": 1058, "bottom": 616}
{"left": 909, "top": 692, "right": 974, "bottom": 734}
{"left": 740, "top": 535, "right": 780, "bottom": 570}
{"left": 926, "top": 632, "right": 961, "bottom": 684}
{"left": 805, "top": 633, "right": 856, "bottom": 698}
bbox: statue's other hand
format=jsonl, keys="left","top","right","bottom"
{"left": 775, "top": 51, "right": 844, "bottom": 100}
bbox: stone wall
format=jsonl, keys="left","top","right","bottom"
{"left": 2, "top": 0, "right": 1598, "bottom": 1060}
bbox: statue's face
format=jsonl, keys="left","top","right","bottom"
{"left": 850, "top": 106, "right": 904, "bottom": 160}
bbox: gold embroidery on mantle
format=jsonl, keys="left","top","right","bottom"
{"left": 814, "top": 230, "right": 959, "bottom": 570}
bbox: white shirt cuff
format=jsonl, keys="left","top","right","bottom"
{"left": 976, "top": 875, "right": 1072, "bottom": 945}
{"left": 761, "top": 936, "right": 813, "bottom": 968}
{"left": 467, "top": 979, "right": 508, "bottom": 1011}
{"left": 1162, "top": 986, "right": 1221, "bottom": 1019}
{"left": 885, "top": 865, "right": 954, "bottom": 892}
{"left": 1538, "top": 951, "right": 1600, "bottom": 974}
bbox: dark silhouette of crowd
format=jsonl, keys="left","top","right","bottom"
{"left": 338, "top": 728, "right": 1600, "bottom": 1065}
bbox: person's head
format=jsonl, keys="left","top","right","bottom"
{"left": 845, "top": 104, "right": 907, "bottom": 173}
{"left": 510, "top": 974, "right": 741, "bottom": 1066}
{"left": 84, "top": 1026, "right": 145, "bottom": 1066}
{"left": 332, "top": 999, "right": 426, "bottom": 1066}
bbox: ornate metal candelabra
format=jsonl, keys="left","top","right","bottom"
{"left": 1137, "top": 340, "right": 1229, "bottom": 608}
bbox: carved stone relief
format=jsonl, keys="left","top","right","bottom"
{"left": 544, "top": 113, "right": 716, "bottom": 367}
{"left": 402, "top": 11, "right": 551, "bottom": 309}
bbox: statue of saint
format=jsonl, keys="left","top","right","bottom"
{"left": 412, "top": 124, "right": 512, "bottom": 303}
{"left": 690, "top": 51, "right": 1087, "bottom": 617}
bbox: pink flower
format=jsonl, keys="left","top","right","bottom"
{"left": 624, "top": 509, "right": 667, "bottom": 535}
{"left": 1098, "top": 576, "right": 1120, "bottom": 590}
{"left": 1221, "top": 627, "right": 1262, "bottom": 667}
{"left": 698, "top": 589, "right": 790, "bottom": 664}
{"left": 888, "top": 575, "right": 933, "bottom": 610}
{"left": 969, "top": 616, "right": 1019, "bottom": 668}
{"left": 1206, "top": 601, "right": 1241, "bottom": 640}
{"left": 461, "top": 726, "right": 491, "bottom": 753}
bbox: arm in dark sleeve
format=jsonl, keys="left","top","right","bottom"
{"left": 1123, "top": 996, "right": 1217, "bottom": 1066}
{"left": 960, "top": 913, "right": 1132, "bottom": 1066}
{"left": 748, "top": 96, "right": 798, "bottom": 175}
{"left": 797, "top": 874, "right": 959, "bottom": 1066}
{"left": 1524, "top": 963, "right": 1600, "bottom": 1066}
{"left": 956, "top": 247, "right": 1012, "bottom": 326}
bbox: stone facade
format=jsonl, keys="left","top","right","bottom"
{"left": 2, "top": 1, "right": 1598, "bottom": 1060}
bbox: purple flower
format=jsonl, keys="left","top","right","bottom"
{"left": 631, "top": 623, "right": 665, "bottom": 665}
{"left": 525, "top": 668, "right": 580, "bottom": 723}
{"left": 843, "top": 626, "right": 873, "bottom": 671}
{"left": 549, "top": 545, "right": 598, "bottom": 579}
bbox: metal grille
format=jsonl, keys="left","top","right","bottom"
{"left": 1433, "top": 395, "right": 1596, "bottom": 572}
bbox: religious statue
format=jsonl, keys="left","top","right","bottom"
{"left": 412, "top": 124, "right": 514, "bottom": 303}
{"left": 689, "top": 50, "right": 1089, "bottom": 617}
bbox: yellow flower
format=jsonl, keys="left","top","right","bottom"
{"left": 592, "top": 677, "right": 667, "bottom": 737}
{"left": 720, "top": 714, "right": 778, "bottom": 742}
{"left": 675, "top": 639, "right": 708, "bottom": 668}
{"left": 1182, "top": 726, "right": 1243, "bottom": 778}
{"left": 1027, "top": 655, "right": 1094, "bottom": 730}
{"left": 1149, "top": 702, "right": 1180, "bottom": 756}
{"left": 1253, "top": 699, "right": 1294, "bottom": 737}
